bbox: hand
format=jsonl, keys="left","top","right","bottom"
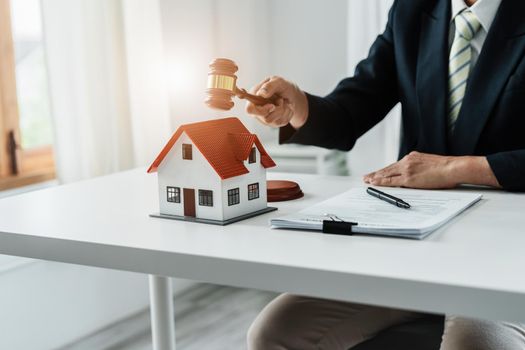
{"left": 245, "top": 76, "right": 308, "bottom": 129}
{"left": 363, "top": 151, "right": 501, "bottom": 189}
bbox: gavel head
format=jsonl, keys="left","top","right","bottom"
{"left": 205, "top": 58, "right": 239, "bottom": 111}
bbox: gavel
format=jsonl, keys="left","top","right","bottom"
{"left": 205, "top": 58, "right": 278, "bottom": 111}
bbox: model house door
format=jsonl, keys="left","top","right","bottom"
{"left": 183, "top": 188, "right": 196, "bottom": 217}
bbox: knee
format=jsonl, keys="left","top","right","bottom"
{"left": 441, "top": 316, "right": 525, "bottom": 350}
{"left": 441, "top": 317, "right": 484, "bottom": 350}
{"left": 246, "top": 294, "right": 306, "bottom": 350}
{"left": 247, "top": 315, "right": 274, "bottom": 350}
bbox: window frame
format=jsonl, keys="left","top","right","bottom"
{"left": 0, "top": 0, "right": 55, "bottom": 191}
{"left": 198, "top": 189, "right": 213, "bottom": 207}
{"left": 227, "top": 188, "right": 240, "bottom": 206}
{"left": 248, "top": 147, "right": 256, "bottom": 164}
{"left": 166, "top": 186, "right": 181, "bottom": 203}
{"left": 247, "top": 182, "right": 259, "bottom": 200}
{"left": 182, "top": 143, "right": 193, "bottom": 160}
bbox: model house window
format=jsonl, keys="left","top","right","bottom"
{"left": 228, "top": 188, "right": 240, "bottom": 206}
{"left": 182, "top": 144, "right": 192, "bottom": 160}
{"left": 248, "top": 183, "right": 259, "bottom": 200}
{"left": 167, "top": 186, "right": 180, "bottom": 203}
{"left": 249, "top": 147, "right": 256, "bottom": 163}
{"left": 199, "top": 189, "right": 213, "bottom": 206}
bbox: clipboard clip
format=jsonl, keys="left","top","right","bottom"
{"left": 322, "top": 214, "right": 358, "bottom": 236}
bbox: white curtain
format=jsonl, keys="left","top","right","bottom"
{"left": 42, "top": 0, "right": 171, "bottom": 183}
{"left": 346, "top": 0, "right": 401, "bottom": 175}
{"left": 6, "top": 3, "right": 179, "bottom": 348}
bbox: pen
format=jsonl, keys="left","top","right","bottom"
{"left": 366, "top": 187, "right": 411, "bottom": 209}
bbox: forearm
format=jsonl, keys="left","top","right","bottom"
{"left": 280, "top": 93, "right": 358, "bottom": 150}
{"left": 451, "top": 156, "right": 501, "bottom": 188}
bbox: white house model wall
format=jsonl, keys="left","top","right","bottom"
{"left": 221, "top": 153, "right": 268, "bottom": 221}
{"left": 152, "top": 118, "right": 274, "bottom": 223}
{"left": 157, "top": 132, "right": 224, "bottom": 221}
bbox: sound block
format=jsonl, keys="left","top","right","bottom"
{"left": 267, "top": 180, "right": 304, "bottom": 202}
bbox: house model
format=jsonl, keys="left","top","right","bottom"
{"left": 147, "top": 117, "right": 277, "bottom": 224}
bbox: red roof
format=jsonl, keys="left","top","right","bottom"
{"left": 147, "top": 117, "right": 276, "bottom": 179}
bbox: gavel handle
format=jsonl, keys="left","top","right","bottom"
{"left": 235, "top": 87, "right": 279, "bottom": 106}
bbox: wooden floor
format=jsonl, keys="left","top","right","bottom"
{"left": 60, "top": 284, "right": 277, "bottom": 350}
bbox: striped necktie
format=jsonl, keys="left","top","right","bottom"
{"left": 448, "top": 10, "right": 481, "bottom": 133}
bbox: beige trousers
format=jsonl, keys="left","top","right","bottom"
{"left": 247, "top": 294, "right": 525, "bottom": 350}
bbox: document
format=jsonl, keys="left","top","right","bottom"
{"left": 270, "top": 188, "right": 482, "bottom": 239}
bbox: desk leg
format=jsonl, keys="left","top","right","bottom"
{"left": 149, "top": 275, "right": 176, "bottom": 350}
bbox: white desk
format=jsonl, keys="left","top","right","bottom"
{"left": 1, "top": 169, "right": 524, "bottom": 349}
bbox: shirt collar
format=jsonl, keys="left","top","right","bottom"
{"left": 450, "top": 0, "right": 502, "bottom": 32}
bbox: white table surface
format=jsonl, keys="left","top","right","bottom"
{"left": 1, "top": 169, "right": 524, "bottom": 323}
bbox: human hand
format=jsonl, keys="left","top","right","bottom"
{"left": 245, "top": 76, "right": 308, "bottom": 129}
{"left": 363, "top": 152, "right": 500, "bottom": 189}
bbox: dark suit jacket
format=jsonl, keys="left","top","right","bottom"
{"left": 280, "top": 0, "right": 525, "bottom": 191}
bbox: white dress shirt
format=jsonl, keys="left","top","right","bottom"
{"left": 449, "top": 0, "right": 502, "bottom": 69}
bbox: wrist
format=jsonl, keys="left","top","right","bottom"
{"left": 448, "top": 156, "right": 470, "bottom": 186}
{"left": 449, "top": 156, "right": 500, "bottom": 188}
{"left": 289, "top": 89, "right": 309, "bottom": 129}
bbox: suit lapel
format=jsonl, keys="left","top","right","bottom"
{"left": 450, "top": 0, "right": 525, "bottom": 155}
{"left": 416, "top": 0, "right": 450, "bottom": 155}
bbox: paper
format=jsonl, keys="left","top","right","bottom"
{"left": 271, "top": 188, "right": 482, "bottom": 239}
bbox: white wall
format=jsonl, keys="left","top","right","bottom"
{"left": 158, "top": 132, "right": 223, "bottom": 220}
{"left": 158, "top": 0, "right": 217, "bottom": 127}
{"left": 222, "top": 148, "right": 268, "bottom": 221}
{"left": 159, "top": 0, "right": 349, "bottom": 143}
{"left": 0, "top": 261, "right": 149, "bottom": 350}
{"left": 267, "top": 0, "right": 348, "bottom": 95}
{"left": 345, "top": 0, "right": 401, "bottom": 176}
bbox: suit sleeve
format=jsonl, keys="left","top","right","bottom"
{"left": 280, "top": 1, "right": 400, "bottom": 151}
{"left": 486, "top": 151, "right": 525, "bottom": 191}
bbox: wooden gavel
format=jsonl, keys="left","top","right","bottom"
{"left": 205, "top": 58, "right": 278, "bottom": 111}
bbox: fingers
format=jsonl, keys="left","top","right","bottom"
{"left": 246, "top": 99, "right": 287, "bottom": 127}
{"left": 249, "top": 77, "right": 271, "bottom": 95}
{"left": 364, "top": 162, "right": 401, "bottom": 183}
{"left": 246, "top": 76, "right": 296, "bottom": 127}
{"left": 255, "top": 115, "right": 288, "bottom": 128}
{"left": 367, "top": 174, "right": 404, "bottom": 187}
{"left": 257, "top": 76, "right": 288, "bottom": 98}
{"left": 254, "top": 99, "right": 292, "bottom": 127}
{"left": 376, "top": 162, "right": 402, "bottom": 177}
{"left": 246, "top": 102, "right": 275, "bottom": 117}
{"left": 245, "top": 77, "right": 277, "bottom": 117}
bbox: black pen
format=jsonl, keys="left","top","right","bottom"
{"left": 366, "top": 187, "right": 411, "bottom": 209}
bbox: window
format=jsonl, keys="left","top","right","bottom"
{"left": 198, "top": 189, "right": 213, "bottom": 206}
{"left": 248, "top": 147, "right": 256, "bottom": 164}
{"left": 227, "top": 188, "right": 240, "bottom": 206}
{"left": 166, "top": 186, "right": 180, "bottom": 203}
{"left": 182, "top": 144, "right": 192, "bottom": 160}
{"left": 0, "top": 0, "right": 56, "bottom": 191}
{"left": 248, "top": 183, "right": 259, "bottom": 200}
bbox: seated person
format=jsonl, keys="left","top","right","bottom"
{"left": 245, "top": 0, "right": 525, "bottom": 349}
